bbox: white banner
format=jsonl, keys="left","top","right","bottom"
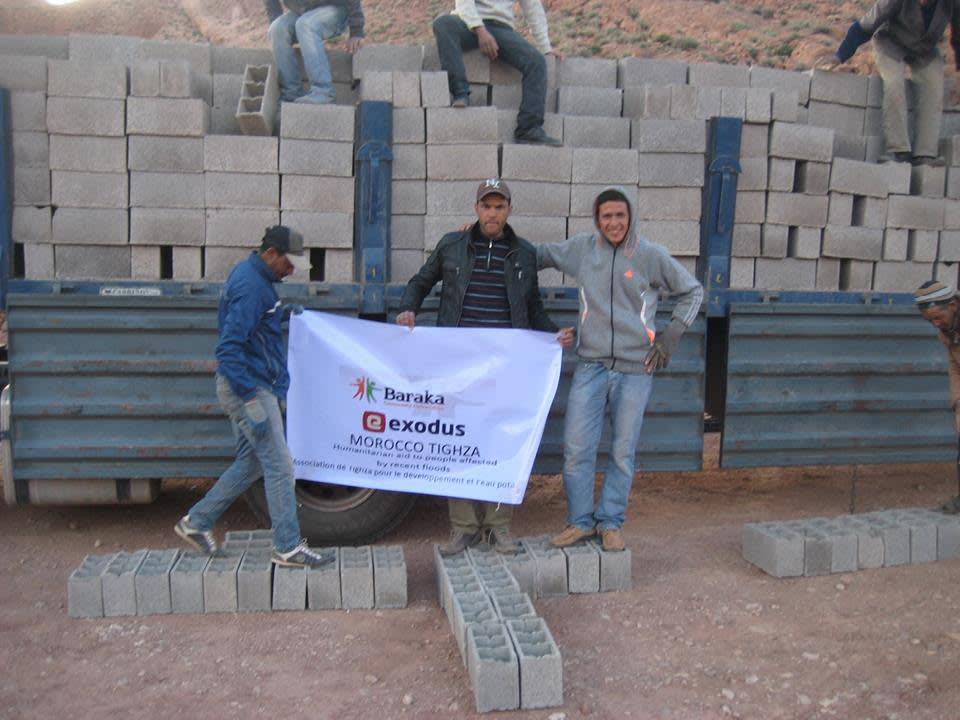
{"left": 286, "top": 312, "right": 563, "bottom": 504}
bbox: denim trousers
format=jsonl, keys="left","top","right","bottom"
{"left": 269, "top": 5, "right": 348, "bottom": 102}
{"left": 432, "top": 14, "right": 547, "bottom": 134}
{"left": 562, "top": 361, "right": 653, "bottom": 531}
{"left": 188, "top": 375, "right": 301, "bottom": 552}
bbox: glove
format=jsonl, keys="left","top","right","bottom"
{"left": 243, "top": 397, "right": 270, "bottom": 439}
{"left": 282, "top": 303, "right": 304, "bottom": 319}
{"left": 643, "top": 319, "right": 685, "bottom": 373}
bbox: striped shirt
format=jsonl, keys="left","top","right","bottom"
{"left": 459, "top": 229, "right": 513, "bottom": 328}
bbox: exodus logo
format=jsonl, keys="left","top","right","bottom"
{"left": 361, "top": 410, "right": 464, "bottom": 437}
{"left": 351, "top": 377, "right": 445, "bottom": 406}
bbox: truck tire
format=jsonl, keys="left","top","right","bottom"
{"left": 244, "top": 481, "right": 417, "bottom": 545}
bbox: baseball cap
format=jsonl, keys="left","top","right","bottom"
{"left": 262, "top": 225, "right": 310, "bottom": 272}
{"left": 914, "top": 279, "right": 956, "bottom": 306}
{"left": 476, "top": 177, "right": 511, "bottom": 203}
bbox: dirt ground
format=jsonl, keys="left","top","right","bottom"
{"left": 2, "top": 438, "right": 960, "bottom": 720}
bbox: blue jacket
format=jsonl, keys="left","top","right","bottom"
{"left": 216, "top": 252, "right": 288, "bottom": 401}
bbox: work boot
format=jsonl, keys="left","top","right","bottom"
{"left": 451, "top": 96, "right": 469, "bottom": 108}
{"left": 487, "top": 526, "right": 520, "bottom": 555}
{"left": 550, "top": 525, "right": 596, "bottom": 548}
{"left": 272, "top": 541, "right": 335, "bottom": 568}
{"left": 514, "top": 126, "right": 562, "bottom": 147}
{"left": 438, "top": 528, "right": 479, "bottom": 556}
{"left": 941, "top": 495, "right": 960, "bottom": 514}
{"left": 600, "top": 527, "right": 626, "bottom": 552}
{"left": 174, "top": 515, "right": 219, "bottom": 555}
{"left": 878, "top": 151, "right": 911, "bottom": 164}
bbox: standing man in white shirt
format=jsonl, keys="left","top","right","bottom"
{"left": 432, "top": 0, "right": 562, "bottom": 146}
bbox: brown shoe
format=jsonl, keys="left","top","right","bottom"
{"left": 600, "top": 528, "right": 626, "bottom": 552}
{"left": 487, "top": 526, "right": 520, "bottom": 555}
{"left": 439, "top": 529, "right": 479, "bottom": 556}
{"left": 550, "top": 525, "right": 596, "bottom": 548}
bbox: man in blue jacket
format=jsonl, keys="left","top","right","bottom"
{"left": 175, "top": 226, "right": 333, "bottom": 568}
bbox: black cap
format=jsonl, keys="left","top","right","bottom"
{"left": 262, "top": 225, "right": 310, "bottom": 271}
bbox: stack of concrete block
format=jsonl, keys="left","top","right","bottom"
{"left": 67, "top": 533, "right": 407, "bottom": 617}
{"left": 278, "top": 102, "right": 355, "bottom": 282}
{"left": 743, "top": 507, "right": 960, "bottom": 578}
{"left": 391, "top": 104, "right": 428, "bottom": 279}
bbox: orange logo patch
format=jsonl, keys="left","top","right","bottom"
{"left": 624, "top": 269, "right": 634, "bottom": 279}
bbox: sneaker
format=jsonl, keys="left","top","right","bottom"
{"left": 272, "top": 541, "right": 335, "bottom": 568}
{"left": 941, "top": 495, "right": 960, "bottom": 514}
{"left": 451, "top": 96, "right": 469, "bottom": 108}
{"left": 174, "top": 515, "right": 219, "bottom": 555}
{"left": 550, "top": 525, "right": 596, "bottom": 548}
{"left": 912, "top": 155, "right": 946, "bottom": 167}
{"left": 487, "top": 526, "right": 520, "bottom": 555}
{"left": 514, "top": 126, "right": 562, "bottom": 147}
{"left": 294, "top": 90, "right": 335, "bottom": 105}
{"left": 878, "top": 151, "right": 912, "bottom": 164}
{"left": 438, "top": 529, "right": 479, "bottom": 556}
{"left": 600, "top": 527, "right": 626, "bottom": 552}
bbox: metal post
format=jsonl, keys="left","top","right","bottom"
{"left": 0, "top": 89, "right": 12, "bottom": 309}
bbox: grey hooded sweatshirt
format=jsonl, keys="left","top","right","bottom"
{"left": 536, "top": 186, "right": 703, "bottom": 373}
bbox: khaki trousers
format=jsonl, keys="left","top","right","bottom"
{"left": 874, "top": 42, "right": 944, "bottom": 158}
{"left": 448, "top": 499, "right": 513, "bottom": 532}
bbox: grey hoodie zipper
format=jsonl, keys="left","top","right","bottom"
{"left": 610, "top": 242, "right": 617, "bottom": 370}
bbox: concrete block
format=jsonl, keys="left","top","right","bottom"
{"left": 788, "top": 226, "right": 821, "bottom": 259}
{"left": 807, "top": 101, "right": 865, "bottom": 137}
{"left": 136, "top": 38, "right": 211, "bottom": 74}
{"left": 559, "top": 57, "right": 618, "bottom": 87}
{"left": 947, "top": 200, "right": 960, "bottom": 229}
{"left": 735, "top": 191, "right": 766, "bottom": 224}
{"left": 159, "top": 59, "right": 196, "bottom": 98}
{"left": 578, "top": 539, "right": 630, "bottom": 591}
{"left": 641, "top": 84, "right": 672, "bottom": 118}
{"left": 23, "top": 243, "right": 54, "bottom": 279}
{"left": 392, "top": 144, "right": 426, "bottom": 181}
{"left": 128, "top": 136, "right": 203, "bottom": 173}
{"left": 491, "top": 216, "right": 559, "bottom": 247}
{"left": 340, "top": 545, "right": 374, "bottom": 609}
{"left": 816, "top": 257, "right": 841, "bottom": 290}
{"left": 52, "top": 208, "right": 128, "bottom": 247}
{"left": 235, "top": 65, "right": 279, "bottom": 137}
{"left": 425, "top": 180, "right": 481, "bottom": 215}
{"left": 828, "top": 193, "right": 854, "bottom": 225}
{"left": 205, "top": 172, "right": 279, "bottom": 209}
{"left": 732, "top": 223, "right": 761, "bottom": 257}
{"left": 68, "top": 553, "right": 114, "bottom": 618}
{"left": 134, "top": 548, "right": 179, "bottom": 616}
{"left": 520, "top": 536, "right": 568, "bottom": 598}
{"left": 390, "top": 216, "right": 425, "bottom": 252}
{"left": 822, "top": 225, "right": 883, "bottom": 260}
{"left": 834, "top": 134, "right": 867, "bottom": 161}
{"left": 561, "top": 543, "right": 600, "bottom": 594}
{"left": 133, "top": 247, "right": 160, "bottom": 283}
{"left": 422, "top": 46, "right": 487, "bottom": 83}
{"left": 173, "top": 246, "right": 202, "bottom": 280}
{"left": 829, "top": 158, "right": 890, "bottom": 198}
{"left": 907, "top": 229, "right": 939, "bottom": 262}
{"left": 749, "top": 66, "right": 812, "bottom": 104}
{"left": 572, "top": 148, "right": 639, "bottom": 185}
{"left": 393, "top": 107, "right": 425, "bottom": 144}
{"left": 49, "top": 135, "right": 124, "bottom": 172}
{"left": 839, "top": 259, "right": 874, "bottom": 290}
{"left": 12, "top": 131, "right": 48, "bottom": 168}
{"left": 205, "top": 209, "right": 279, "bottom": 248}
{"left": 824, "top": 522, "right": 858, "bottom": 572}
{"left": 204, "top": 135, "right": 278, "bottom": 173}
{"left": 772, "top": 89, "right": 800, "bottom": 123}
{"left": 203, "top": 246, "right": 250, "bottom": 280}
{"left": 802, "top": 530, "right": 834, "bottom": 576}
{"left": 887, "top": 195, "right": 944, "bottom": 230}
{"left": 631, "top": 118, "right": 706, "bottom": 153}
{"left": 426, "top": 144, "right": 498, "bottom": 180}
{"left": 689, "top": 61, "right": 749, "bottom": 88}
{"left": 948, "top": 167, "right": 960, "bottom": 200}
{"left": 768, "top": 158, "right": 795, "bottom": 192}
{"left": 371, "top": 545, "right": 407, "bottom": 608}
{"left": 719, "top": 86, "right": 746, "bottom": 119}
{"left": 281, "top": 176, "right": 354, "bottom": 213}
{"left": 390, "top": 248, "right": 426, "bottom": 280}
{"left": 737, "top": 157, "right": 768, "bottom": 192}
{"left": 754, "top": 258, "right": 817, "bottom": 290}
{"left": 46, "top": 97, "right": 125, "bottom": 137}
{"left": 352, "top": 43, "right": 423, "bottom": 80}
{"left": 390, "top": 71, "right": 420, "bottom": 107}
{"left": 561, "top": 115, "right": 630, "bottom": 149}
{"left": 419, "top": 71, "right": 449, "bottom": 108}
{"left": 52, "top": 171, "right": 126, "bottom": 209}
{"left": 466, "top": 622, "right": 520, "bottom": 712}
{"left": 304, "top": 547, "right": 341, "bottom": 609}
{"left": 745, "top": 88, "right": 772, "bottom": 124}
{"left": 424, "top": 214, "right": 476, "bottom": 249}
{"left": 630, "top": 221, "right": 698, "bottom": 257}
{"left": 130, "top": 172, "right": 202, "bottom": 209}
{"left": 506, "top": 617, "right": 563, "bottom": 709}
{"left": 941, "top": 230, "right": 960, "bottom": 261}
{"left": 11, "top": 91, "right": 46, "bottom": 131}
{"left": 854, "top": 195, "right": 888, "bottom": 228}
{"left": 426, "top": 107, "right": 499, "bottom": 144}
{"left": 872, "top": 260, "right": 936, "bottom": 291}
{"left": 359, "top": 70, "right": 392, "bottom": 101}
{"left": 896, "top": 512, "right": 938, "bottom": 564}
{"left": 101, "top": 550, "right": 147, "bottom": 617}
{"left": 570, "top": 184, "right": 639, "bottom": 217}
{"left": 496, "top": 181, "right": 566, "bottom": 217}
{"left": 201, "top": 550, "right": 243, "bottom": 613}
{"left": 693, "top": 86, "right": 721, "bottom": 121}
{"left": 0, "top": 54, "right": 47, "bottom": 91}
{"left": 770, "top": 122, "right": 834, "bottom": 163}
{"left": 0, "top": 33, "right": 67, "bottom": 58}
{"left": 131, "top": 60, "right": 161, "bottom": 97}
{"left": 633, "top": 187, "right": 701, "bottom": 222}
{"left": 762, "top": 224, "right": 789, "bottom": 258}
{"left": 910, "top": 164, "right": 947, "bottom": 198}
{"left": 501, "top": 145, "right": 572, "bottom": 183}
{"left": 392, "top": 181, "right": 426, "bottom": 215}
{"left": 618, "top": 57, "right": 687, "bottom": 87}
{"left": 501, "top": 544, "right": 537, "bottom": 598}
{"left": 810, "top": 69, "right": 868, "bottom": 106}
{"left": 883, "top": 228, "right": 910, "bottom": 260}
{"left": 323, "top": 248, "right": 354, "bottom": 282}
{"left": 740, "top": 122, "right": 769, "bottom": 158}
{"left": 766, "top": 193, "right": 829, "bottom": 228}
{"left": 211, "top": 73, "right": 243, "bottom": 134}
{"left": 491, "top": 83, "right": 524, "bottom": 110}
{"left": 886, "top": 162, "right": 913, "bottom": 195}
{"left": 620, "top": 87, "right": 644, "bottom": 119}
{"left": 489, "top": 591, "right": 536, "bottom": 621}
{"left": 131, "top": 208, "right": 205, "bottom": 247}
{"left": 68, "top": 33, "right": 142, "bottom": 66}
{"left": 730, "top": 257, "right": 755, "bottom": 288}
{"left": 47, "top": 59, "right": 127, "bottom": 99}
{"left": 272, "top": 565, "right": 307, "bottom": 610}
{"left": 451, "top": 591, "right": 498, "bottom": 662}
{"left": 670, "top": 85, "right": 699, "bottom": 120}
{"left": 280, "top": 210, "right": 353, "bottom": 248}
{"left": 127, "top": 97, "right": 209, "bottom": 137}
{"left": 795, "top": 161, "right": 831, "bottom": 195}
{"left": 12, "top": 206, "right": 51, "bottom": 245}
{"left": 741, "top": 523, "right": 804, "bottom": 577}
{"left": 936, "top": 516, "right": 960, "bottom": 560}
{"left": 279, "top": 139, "right": 353, "bottom": 176}
{"left": 557, "top": 86, "right": 622, "bottom": 117}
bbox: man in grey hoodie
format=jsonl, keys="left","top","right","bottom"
{"left": 538, "top": 187, "right": 703, "bottom": 551}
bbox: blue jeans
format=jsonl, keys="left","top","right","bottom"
{"left": 562, "top": 361, "right": 654, "bottom": 531}
{"left": 432, "top": 14, "right": 547, "bottom": 135}
{"left": 188, "top": 375, "right": 301, "bottom": 552}
{"left": 269, "top": 6, "right": 348, "bottom": 102}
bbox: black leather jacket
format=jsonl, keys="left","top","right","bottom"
{"left": 399, "top": 223, "right": 558, "bottom": 332}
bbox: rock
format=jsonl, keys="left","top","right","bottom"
{"left": 402, "top": 693, "right": 413, "bottom": 706}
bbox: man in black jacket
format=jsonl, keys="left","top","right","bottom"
{"left": 397, "top": 178, "right": 574, "bottom": 555}
{"left": 265, "top": 0, "right": 365, "bottom": 104}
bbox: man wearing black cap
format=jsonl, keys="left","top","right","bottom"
{"left": 174, "top": 226, "right": 334, "bottom": 568}
{"left": 397, "top": 178, "right": 575, "bottom": 555}
{"left": 916, "top": 279, "right": 960, "bottom": 513}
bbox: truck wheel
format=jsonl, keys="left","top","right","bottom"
{"left": 244, "top": 481, "right": 417, "bottom": 545}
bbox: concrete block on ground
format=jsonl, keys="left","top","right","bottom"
{"left": 272, "top": 564, "right": 307, "bottom": 610}
{"left": 204, "top": 135, "right": 278, "bottom": 173}
{"left": 561, "top": 115, "right": 629, "bottom": 149}
{"left": 735, "top": 191, "right": 766, "bottom": 224}
{"left": 732, "top": 223, "right": 761, "bottom": 257}
{"left": 467, "top": 622, "right": 520, "bottom": 713}
{"left": 829, "top": 158, "right": 890, "bottom": 198}
{"left": 278, "top": 139, "right": 352, "bottom": 176}
{"left": 451, "top": 590, "right": 498, "bottom": 661}
{"left": 788, "top": 226, "right": 822, "bottom": 259}
{"left": 202, "top": 550, "right": 243, "bottom": 613}
{"left": 730, "top": 257, "right": 755, "bottom": 288}
{"left": 131, "top": 208, "right": 205, "bottom": 247}
{"left": 11, "top": 91, "right": 46, "bottom": 131}
{"left": 688, "top": 61, "right": 749, "bottom": 88}
{"left": 130, "top": 171, "right": 203, "bottom": 209}
{"left": 631, "top": 118, "right": 706, "bottom": 153}
{"left": 740, "top": 122, "right": 769, "bottom": 158}
{"left": 51, "top": 170, "right": 126, "bottom": 209}
{"left": 741, "top": 523, "right": 803, "bottom": 577}
{"left": 807, "top": 101, "right": 865, "bottom": 137}
{"left": 810, "top": 69, "right": 868, "bottom": 106}
{"left": 634, "top": 188, "right": 702, "bottom": 221}
{"left": 205, "top": 209, "right": 280, "bottom": 247}
{"left": 134, "top": 548, "right": 180, "bottom": 616}
{"left": 839, "top": 259, "right": 874, "bottom": 290}
{"left": 52, "top": 208, "right": 128, "bottom": 247}
{"left": 572, "top": 148, "right": 639, "bottom": 185}
{"left": 506, "top": 617, "right": 563, "bottom": 709}
{"left": 822, "top": 225, "right": 883, "bottom": 260}
{"left": 205, "top": 172, "right": 279, "bottom": 209}
{"left": 128, "top": 136, "right": 204, "bottom": 173}
{"left": 427, "top": 144, "right": 498, "bottom": 180}
{"left": 47, "top": 59, "right": 127, "bottom": 99}
{"left": 393, "top": 107, "right": 425, "bottom": 144}
{"left": 0, "top": 54, "right": 47, "bottom": 91}
{"left": 519, "top": 536, "right": 568, "bottom": 598}
{"left": 489, "top": 591, "right": 537, "bottom": 621}
{"left": 910, "top": 164, "right": 947, "bottom": 198}
{"left": 766, "top": 193, "right": 829, "bottom": 228}
{"left": 582, "top": 539, "right": 632, "bottom": 591}
{"left": 895, "top": 511, "right": 938, "bottom": 564}
{"left": 754, "top": 258, "right": 817, "bottom": 290}
{"left": 768, "top": 158, "right": 795, "bottom": 192}
{"left": 102, "top": 550, "right": 148, "bottom": 617}
{"left": 426, "top": 107, "right": 499, "bottom": 144}
{"left": 281, "top": 176, "right": 353, "bottom": 212}
{"left": 557, "top": 86, "right": 622, "bottom": 117}
{"left": 802, "top": 530, "right": 834, "bottom": 576}
{"left": 618, "top": 57, "right": 687, "bottom": 87}
{"left": 936, "top": 515, "right": 960, "bottom": 560}
{"left": 127, "top": 97, "right": 209, "bottom": 137}
{"left": 46, "top": 97, "right": 125, "bottom": 137}
{"left": 872, "top": 260, "right": 936, "bottom": 291}
{"left": 49, "top": 134, "right": 125, "bottom": 172}
{"left": 68, "top": 553, "right": 114, "bottom": 618}
{"left": 371, "top": 545, "right": 407, "bottom": 609}
{"left": 562, "top": 543, "right": 600, "bottom": 593}
{"left": 13, "top": 131, "right": 48, "bottom": 168}
{"left": 305, "top": 547, "right": 341, "bottom": 609}
{"left": 770, "top": 122, "right": 834, "bottom": 163}
{"left": 501, "top": 145, "right": 572, "bottom": 183}
{"left": 887, "top": 195, "right": 945, "bottom": 230}
{"left": 502, "top": 544, "right": 537, "bottom": 599}
{"left": 837, "top": 516, "right": 884, "bottom": 569}
{"left": 340, "top": 545, "right": 374, "bottom": 609}
{"left": 12, "top": 206, "right": 51, "bottom": 245}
